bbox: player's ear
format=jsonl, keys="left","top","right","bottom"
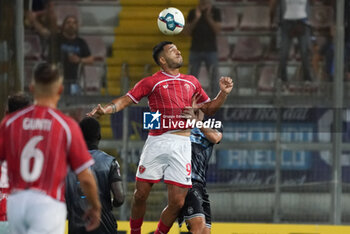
{"left": 58, "top": 84, "right": 64, "bottom": 95}
{"left": 159, "top": 56, "right": 166, "bottom": 66}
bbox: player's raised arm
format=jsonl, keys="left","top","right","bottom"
{"left": 87, "top": 95, "right": 134, "bottom": 118}
{"left": 200, "top": 76, "right": 233, "bottom": 116}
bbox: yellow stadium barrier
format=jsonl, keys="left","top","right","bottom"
{"left": 65, "top": 221, "right": 350, "bottom": 234}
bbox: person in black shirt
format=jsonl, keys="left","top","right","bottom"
{"left": 178, "top": 110, "right": 223, "bottom": 234}
{"left": 6, "top": 92, "right": 32, "bottom": 114}
{"left": 51, "top": 15, "right": 94, "bottom": 95}
{"left": 65, "top": 117, "right": 125, "bottom": 234}
{"left": 183, "top": 0, "right": 221, "bottom": 96}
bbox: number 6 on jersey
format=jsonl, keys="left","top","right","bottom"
{"left": 20, "top": 136, "right": 44, "bottom": 182}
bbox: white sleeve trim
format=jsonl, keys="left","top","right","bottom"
{"left": 74, "top": 159, "right": 95, "bottom": 175}
{"left": 198, "top": 97, "right": 211, "bottom": 105}
{"left": 126, "top": 93, "right": 139, "bottom": 104}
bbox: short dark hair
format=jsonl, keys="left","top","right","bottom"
{"left": 152, "top": 41, "right": 173, "bottom": 65}
{"left": 34, "top": 62, "right": 60, "bottom": 85}
{"left": 79, "top": 117, "right": 101, "bottom": 146}
{"left": 7, "top": 92, "right": 31, "bottom": 113}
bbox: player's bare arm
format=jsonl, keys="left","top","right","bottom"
{"left": 77, "top": 168, "right": 102, "bottom": 231}
{"left": 182, "top": 105, "right": 223, "bottom": 144}
{"left": 201, "top": 76, "right": 233, "bottom": 116}
{"left": 200, "top": 128, "right": 222, "bottom": 144}
{"left": 87, "top": 95, "right": 134, "bottom": 118}
{"left": 111, "top": 181, "right": 125, "bottom": 207}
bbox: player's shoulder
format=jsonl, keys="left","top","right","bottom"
{"left": 180, "top": 73, "right": 197, "bottom": 80}
{"left": 91, "top": 150, "right": 118, "bottom": 166}
{"left": 137, "top": 72, "right": 161, "bottom": 84}
{"left": 91, "top": 149, "right": 111, "bottom": 158}
{"left": 180, "top": 74, "right": 200, "bottom": 85}
{"left": 0, "top": 105, "right": 34, "bottom": 128}
{"left": 49, "top": 109, "right": 80, "bottom": 129}
{"left": 0, "top": 114, "right": 11, "bottom": 128}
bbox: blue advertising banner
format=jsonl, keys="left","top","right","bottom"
{"left": 110, "top": 107, "right": 350, "bottom": 184}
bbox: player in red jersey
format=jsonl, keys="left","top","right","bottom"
{"left": 0, "top": 93, "right": 32, "bottom": 234}
{"left": 87, "top": 41, "right": 233, "bottom": 234}
{"left": 0, "top": 93, "right": 32, "bottom": 225}
{"left": 0, "top": 62, "right": 101, "bottom": 234}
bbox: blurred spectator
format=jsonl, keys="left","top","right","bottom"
{"left": 24, "top": 0, "right": 58, "bottom": 58}
{"left": 318, "top": 25, "right": 334, "bottom": 81}
{"left": 270, "top": 0, "right": 314, "bottom": 84}
{"left": 183, "top": 0, "right": 221, "bottom": 96}
{"left": 6, "top": 92, "right": 32, "bottom": 114}
{"left": 313, "top": 0, "right": 350, "bottom": 81}
{"left": 50, "top": 15, "right": 94, "bottom": 95}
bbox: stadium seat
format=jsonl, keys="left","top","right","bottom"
{"left": 240, "top": 6, "right": 270, "bottom": 31}
{"left": 309, "top": 6, "right": 333, "bottom": 31}
{"left": 83, "top": 36, "right": 106, "bottom": 62}
{"left": 24, "top": 34, "right": 41, "bottom": 60}
{"left": 197, "top": 65, "right": 210, "bottom": 88}
{"left": 80, "top": 65, "right": 105, "bottom": 94}
{"left": 54, "top": 4, "right": 81, "bottom": 26}
{"left": 233, "top": 65, "right": 257, "bottom": 94}
{"left": 258, "top": 65, "right": 278, "bottom": 92}
{"left": 217, "top": 35, "right": 231, "bottom": 61}
{"left": 220, "top": 7, "right": 238, "bottom": 31}
{"left": 265, "top": 45, "right": 295, "bottom": 61}
{"left": 231, "top": 36, "right": 263, "bottom": 61}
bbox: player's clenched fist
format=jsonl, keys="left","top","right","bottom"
{"left": 219, "top": 77, "right": 233, "bottom": 94}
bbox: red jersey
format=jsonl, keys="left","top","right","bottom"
{"left": 127, "top": 71, "right": 210, "bottom": 135}
{"left": 0, "top": 105, "right": 94, "bottom": 202}
{"left": 0, "top": 161, "right": 9, "bottom": 221}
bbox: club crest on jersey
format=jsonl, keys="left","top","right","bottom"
{"left": 184, "top": 83, "right": 190, "bottom": 90}
{"left": 163, "top": 84, "right": 168, "bottom": 89}
{"left": 139, "top": 165, "right": 146, "bottom": 174}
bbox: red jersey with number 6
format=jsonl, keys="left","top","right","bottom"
{"left": 0, "top": 105, "right": 94, "bottom": 202}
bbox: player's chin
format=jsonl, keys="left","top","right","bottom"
{"left": 175, "top": 60, "right": 183, "bottom": 68}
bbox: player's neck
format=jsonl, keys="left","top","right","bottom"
{"left": 34, "top": 96, "right": 58, "bottom": 109}
{"left": 162, "top": 68, "right": 180, "bottom": 76}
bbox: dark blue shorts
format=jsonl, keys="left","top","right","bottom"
{"left": 178, "top": 182, "right": 211, "bottom": 230}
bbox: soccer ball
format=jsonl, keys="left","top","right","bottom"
{"left": 157, "top": 7, "right": 185, "bottom": 35}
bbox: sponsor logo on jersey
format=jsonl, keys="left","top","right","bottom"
{"left": 143, "top": 111, "right": 161, "bottom": 129}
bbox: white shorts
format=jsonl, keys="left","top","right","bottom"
{"left": 0, "top": 221, "right": 9, "bottom": 234}
{"left": 136, "top": 133, "right": 192, "bottom": 188}
{"left": 7, "top": 190, "right": 67, "bottom": 234}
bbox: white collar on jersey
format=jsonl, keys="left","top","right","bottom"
{"left": 161, "top": 71, "right": 180, "bottom": 78}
